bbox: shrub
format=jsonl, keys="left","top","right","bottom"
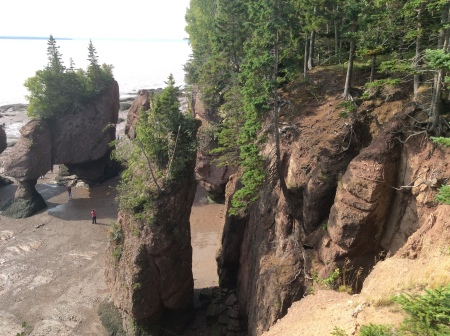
{"left": 331, "top": 326, "right": 348, "bottom": 336}
{"left": 435, "top": 185, "right": 450, "bottom": 205}
{"left": 394, "top": 285, "right": 450, "bottom": 335}
{"left": 359, "top": 324, "right": 395, "bottom": 336}
{"left": 431, "top": 137, "right": 450, "bottom": 147}
{"left": 113, "top": 75, "right": 197, "bottom": 220}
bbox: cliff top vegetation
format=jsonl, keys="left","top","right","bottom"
{"left": 185, "top": 0, "right": 450, "bottom": 214}
{"left": 24, "top": 35, "right": 114, "bottom": 119}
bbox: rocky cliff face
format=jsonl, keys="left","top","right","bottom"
{"left": 192, "top": 88, "right": 237, "bottom": 202}
{"left": 3, "top": 81, "right": 119, "bottom": 217}
{"left": 105, "top": 172, "right": 197, "bottom": 335}
{"left": 216, "top": 71, "right": 450, "bottom": 335}
{"left": 124, "top": 89, "right": 150, "bottom": 139}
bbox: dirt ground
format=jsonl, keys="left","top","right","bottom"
{"left": 0, "top": 106, "right": 225, "bottom": 335}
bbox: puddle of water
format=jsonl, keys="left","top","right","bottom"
{"left": 47, "top": 204, "right": 69, "bottom": 215}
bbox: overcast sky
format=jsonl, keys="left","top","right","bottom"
{"left": 1, "top": 0, "right": 190, "bottom": 40}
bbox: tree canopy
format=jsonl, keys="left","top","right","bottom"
{"left": 185, "top": 0, "right": 450, "bottom": 213}
{"left": 24, "top": 35, "right": 114, "bottom": 119}
{"left": 113, "top": 75, "right": 198, "bottom": 218}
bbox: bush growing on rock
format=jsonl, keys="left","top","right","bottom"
{"left": 113, "top": 74, "right": 197, "bottom": 218}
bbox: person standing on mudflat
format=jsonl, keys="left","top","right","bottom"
{"left": 67, "top": 185, "right": 72, "bottom": 199}
{"left": 91, "top": 209, "right": 97, "bottom": 224}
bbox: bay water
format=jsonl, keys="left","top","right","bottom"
{"left": 0, "top": 38, "right": 191, "bottom": 106}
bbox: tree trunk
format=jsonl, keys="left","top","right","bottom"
{"left": 430, "top": 5, "right": 449, "bottom": 133}
{"left": 413, "top": 4, "right": 424, "bottom": 100}
{"left": 308, "top": 31, "right": 315, "bottom": 70}
{"left": 370, "top": 32, "right": 380, "bottom": 83}
{"left": 343, "top": 39, "right": 355, "bottom": 99}
{"left": 430, "top": 69, "right": 444, "bottom": 135}
{"left": 438, "top": 5, "right": 449, "bottom": 49}
{"left": 334, "top": 5, "right": 340, "bottom": 63}
{"left": 304, "top": 34, "right": 309, "bottom": 79}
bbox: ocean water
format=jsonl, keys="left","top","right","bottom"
{"left": 0, "top": 39, "right": 191, "bottom": 106}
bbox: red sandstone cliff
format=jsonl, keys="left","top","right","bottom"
{"left": 216, "top": 70, "right": 450, "bottom": 335}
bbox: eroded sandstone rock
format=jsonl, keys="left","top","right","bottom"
{"left": 105, "top": 181, "right": 196, "bottom": 334}
{"left": 4, "top": 119, "right": 52, "bottom": 181}
{"left": 125, "top": 89, "right": 150, "bottom": 139}
{"left": 3, "top": 81, "right": 119, "bottom": 217}
{"left": 319, "top": 118, "right": 403, "bottom": 275}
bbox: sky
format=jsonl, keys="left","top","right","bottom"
{"left": 1, "top": 0, "right": 191, "bottom": 40}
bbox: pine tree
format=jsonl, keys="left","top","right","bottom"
{"left": 47, "top": 34, "right": 65, "bottom": 73}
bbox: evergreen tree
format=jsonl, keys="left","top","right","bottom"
{"left": 25, "top": 36, "right": 114, "bottom": 118}
{"left": 47, "top": 34, "right": 65, "bottom": 73}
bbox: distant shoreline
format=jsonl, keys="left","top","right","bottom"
{"left": 0, "top": 36, "right": 72, "bottom": 40}
{"left": 0, "top": 36, "right": 188, "bottom": 42}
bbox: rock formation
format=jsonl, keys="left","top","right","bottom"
{"left": 105, "top": 161, "right": 198, "bottom": 335}
{"left": 2, "top": 81, "right": 119, "bottom": 218}
{"left": 125, "top": 90, "right": 151, "bottom": 139}
{"left": 319, "top": 118, "right": 403, "bottom": 278}
{"left": 196, "top": 133, "right": 236, "bottom": 202}
{"left": 215, "top": 70, "right": 450, "bottom": 335}
{"left": 192, "top": 87, "right": 236, "bottom": 202}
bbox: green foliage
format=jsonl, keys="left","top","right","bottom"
{"left": 394, "top": 285, "right": 450, "bottom": 335}
{"left": 136, "top": 74, "right": 197, "bottom": 179}
{"left": 337, "top": 101, "right": 357, "bottom": 117}
{"left": 209, "top": 84, "right": 245, "bottom": 167}
{"left": 425, "top": 49, "right": 450, "bottom": 70}
{"left": 331, "top": 326, "right": 348, "bottom": 336}
{"left": 435, "top": 185, "right": 450, "bottom": 205}
{"left": 113, "top": 75, "right": 197, "bottom": 219}
{"left": 378, "top": 59, "right": 414, "bottom": 75}
{"left": 313, "top": 268, "right": 341, "bottom": 289}
{"left": 431, "top": 137, "right": 450, "bottom": 147}
{"left": 359, "top": 324, "right": 395, "bottom": 336}
{"left": 15, "top": 321, "right": 30, "bottom": 336}
{"left": 24, "top": 35, "right": 114, "bottom": 119}
{"left": 365, "top": 79, "right": 402, "bottom": 89}
{"left": 112, "top": 246, "right": 123, "bottom": 261}
{"left": 110, "top": 222, "right": 123, "bottom": 245}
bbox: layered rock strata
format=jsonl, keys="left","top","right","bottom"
{"left": 105, "top": 182, "right": 197, "bottom": 334}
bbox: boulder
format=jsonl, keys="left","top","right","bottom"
{"left": 319, "top": 118, "right": 402, "bottom": 271}
{"left": 196, "top": 151, "right": 235, "bottom": 203}
{"left": 52, "top": 81, "right": 119, "bottom": 164}
{"left": 3, "top": 119, "right": 52, "bottom": 180}
{"left": 2, "top": 81, "right": 120, "bottom": 218}
{"left": 1, "top": 180, "right": 46, "bottom": 218}
{"left": 125, "top": 89, "right": 150, "bottom": 139}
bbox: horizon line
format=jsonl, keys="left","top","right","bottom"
{"left": 0, "top": 36, "right": 188, "bottom": 42}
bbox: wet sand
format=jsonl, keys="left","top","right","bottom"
{"left": 0, "top": 106, "right": 225, "bottom": 335}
